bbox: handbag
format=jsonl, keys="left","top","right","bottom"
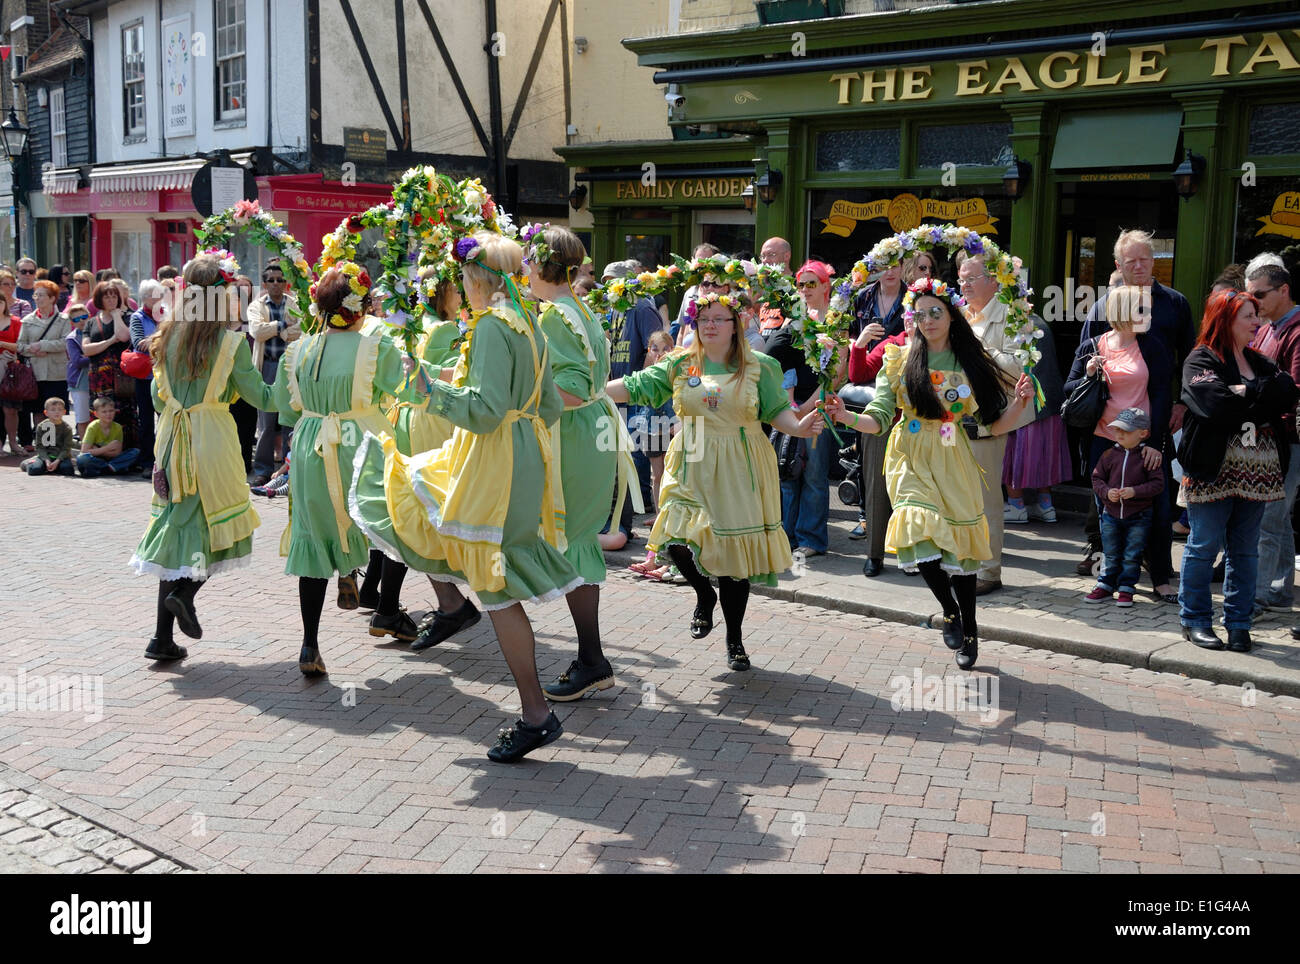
{"left": 769, "top": 428, "right": 807, "bottom": 482}
{"left": 121, "top": 349, "right": 153, "bottom": 380}
{"left": 0, "top": 358, "right": 37, "bottom": 402}
{"left": 1061, "top": 342, "right": 1111, "bottom": 429}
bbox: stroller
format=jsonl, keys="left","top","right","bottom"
{"left": 835, "top": 382, "right": 875, "bottom": 510}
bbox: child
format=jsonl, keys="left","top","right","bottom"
{"left": 1086, "top": 407, "right": 1165, "bottom": 607}
{"left": 19, "top": 397, "right": 75, "bottom": 475}
{"left": 77, "top": 395, "right": 140, "bottom": 477}
{"left": 628, "top": 331, "right": 684, "bottom": 581}
{"left": 64, "top": 302, "right": 91, "bottom": 439}
{"left": 251, "top": 451, "right": 290, "bottom": 497}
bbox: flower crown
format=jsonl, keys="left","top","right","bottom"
{"left": 452, "top": 236, "right": 484, "bottom": 264}
{"left": 902, "top": 276, "right": 965, "bottom": 320}
{"left": 687, "top": 290, "right": 750, "bottom": 323}
{"left": 519, "top": 222, "right": 553, "bottom": 268}
{"left": 308, "top": 260, "right": 372, "bottom": 329}
{"left": 197, "top": 247, "right": 239, "bottom": 285}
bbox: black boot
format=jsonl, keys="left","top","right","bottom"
{"left": 955, "top": 635, "right": 978, "bottom": 670}
{"left": 939, "top": 613, "right": 963, "bottom": 650}
{"left": 164, "top": 586, "right": 202, "bottom": 639}
{"left": 144, "top": 637, "right": 187, "bottom": 661}
{"left": 1183, "top": 626, "right": 1224, "bottom": 650}
{"left": 299, "top": 645, "right": 327, "bottom": 676}
{"left": 411, "top": 600, "right": 481, "bottom": 650}
{"left": 1226, "top": 629, "right": 1252, "bottom": 653}
{"left": 862, "top": 558, "right": 883, "bottom": 577}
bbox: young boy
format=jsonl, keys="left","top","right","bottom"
{"left": 64, "top": 302, "right": 91, "bottom": 438}
{"left": 1086, "top": 407, "right": 1165, "bottom": 607}
{"left": 77, "top": 396, "right": 140, "bottom": 477}
{"left": 19, "top": 397, "right": 75, "bottom": 475}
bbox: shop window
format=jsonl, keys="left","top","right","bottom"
{"left": 122, "top": 21, "right": 146, "bottom": 138}
{"left": 814, "top": 128, "right": 900, "bottom": 173}
{"left": 112, "top": 230, "right": 150, "bottom": 295}
{"left": 1247, "top": 104, "right": 1300, "bottom": 156}
{"left": 215, "top": 0, "right": 247, "bottom": 122}
{"left": 1234, "top": 174, "right": 1300, "bottom": 268}
{"left": 916, "top": 122, "right": 1013, "bottom": 169}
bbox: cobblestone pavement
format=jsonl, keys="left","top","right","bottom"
{"left": 609, "top": 496, "right": 1300, "bottom": 697}
{"left": 1, "top": 468, "right": 1299, "bottom": 872}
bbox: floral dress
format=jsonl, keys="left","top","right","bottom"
{"left": 623, "top": 344, "right": 793, "bottom": 586}
{"left": 862, "top": 343, "right": 992, "bottom": 573}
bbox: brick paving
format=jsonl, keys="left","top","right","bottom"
{"left": 2, "top": 465, "right": 1300, "bottom": 872}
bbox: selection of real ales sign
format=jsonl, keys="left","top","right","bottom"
{"left": 162, "top": 15, "right": 194, "bottom": 137}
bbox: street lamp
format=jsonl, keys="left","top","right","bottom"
{"left": 1002, "top": 156, "right": 1031, "bottom": 200}
{"left": 741, "top": 179, "right": 756, "bottom": 213}
{"left": 1, "top": 108, "right": 30, "bottom": 259}
{"left": 1172, "top": 150, "right": 1205, "bottom": 201}
{"left": 756, "top": 169, "right": 782, "bottom": 205}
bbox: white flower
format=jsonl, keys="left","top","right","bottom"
{"left": 496, "top": 210, "right": 516, "bottom": 236}
{"left": 464, "top": 188, "right": 485, "bottom": 208}
{"left": 343, "top": 292, "right": 363, "bottom": 312}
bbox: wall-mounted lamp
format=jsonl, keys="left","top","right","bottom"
{"left": 756, "top": 169, "right": 782, "bottom": 205}
{"left": 1172, "top": 149, "right": 1206, "bottom": 201}
{"left": 741, "top": 180, "right": 756, "bottom": 213}
{"left": 1002, "top": 156, "right": 1031, "bottom": 200}
{"left": 568, "top": 184, "right": 588, "bottom": 211}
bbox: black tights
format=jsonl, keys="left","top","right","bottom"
{"left": 300, "top": 577, "right": 328, "bottom": 648}
{"left": 377, "top": 557, "right": 407, "bottom": 616}
{"left": 360, "top": 549, "right": 383, "bottom": 599}
{"left": 154, "top": 579, "right": 202, "bottom": 643}
{"left": 667, "top": 545, "right": 750, "bottom": 645}
{"left": 917, "top": 560, "right": 977, "bottom": 637}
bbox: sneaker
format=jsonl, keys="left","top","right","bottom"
{"left": 1085, "top": 587, "right": 1111, "bottom": 603}
{"left": 411, "top": 601, "right": 481, "bottom": 650}
{"left": 1003, "top": 502, "right": 1028, "bottom": 523}
{"left": 1027, "top": 502, "right": 1057, "bottom": 523}
{"left": 487, "top": 712, "right": 563, "bottom": 763}
{"left": 1116, "top": 591, "right": 1134, "bottom": 607}
{"left": 368, "top": 608, "right": 419, "bottom": 641}
{"left": 543, "top": 658, "right": 615, "bottom": 702}
{"left": 848, "top": 520, "right": 868, "bottom": 540}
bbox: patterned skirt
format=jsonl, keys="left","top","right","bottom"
{"left": 1183, "top": 426, "right": 1285, "bottom": 504}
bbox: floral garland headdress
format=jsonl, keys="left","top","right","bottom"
{"left": 309, "top": 260, "right": 372, "bottom": 330}
{"left": 902, "top": 276, "right": 965, "bottom": 321}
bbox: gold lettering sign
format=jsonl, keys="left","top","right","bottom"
{"left": 820, "top": 193, "right": 998, "bottom": 237}
{"left": 832, "top": 31, "right": 1300, "bottom": 104}
{"left": 1257, "top": 192, "right": 1300, "bottom": 239}
{"left": 614, "top": 176, "right": 747, "bottom": 201}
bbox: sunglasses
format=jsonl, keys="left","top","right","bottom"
{"left": 18, "top": 269, "right": 35, "bottom": 275}
{"left": 915, "top": 305, "right": 947, "bottom": 320}
{"left": 796, "top": 280, "right": 821, "bottom": 290}
{"left": 69, "top": 314, "right": 89, "bottom": 323}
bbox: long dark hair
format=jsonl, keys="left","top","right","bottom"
{"left": 903, "top": 297, "right": 1015, "bottom": 424}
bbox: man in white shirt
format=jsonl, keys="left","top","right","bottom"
{"left": 957, "top": 252, "right": 1035, "bottom": 595}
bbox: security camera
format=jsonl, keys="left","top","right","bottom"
{"left": 665, "top": 84, "right": 684, "bottom": 109}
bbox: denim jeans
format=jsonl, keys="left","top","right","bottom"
{"left": 1180, "top": 497, "right": 1268, "bottom": 630}
{"left": 76, "top": 448, "right": 140, "bottom": 477}
{"left": 1097, "top": 508, "right": 1151, "bottom": 593}
{"left": 22, "top": 457, "right": 74, "bottom": 476}
{"left": 625, "top": 406, "right": 654, "bottom": 510}
{"left": 1255, "top": 442, "right": 1300, "bottom": 608}
{"left": 134, "top": 376, "right": 156, "bottom": 470}
{"left": 780, "top": 427, "right": 832, "bottom": 553}
{"left": 253, "top": 357, "right": 291, "bottom": 477}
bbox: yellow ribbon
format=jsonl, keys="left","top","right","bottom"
{"left": 507, "top": 407, "right": 567, "bottom": 553}
{"left": 160, "top": 398, "right": 227, "bottom": 503}
{"left": 302, "top": 405, "right": 380, "bottom": 545}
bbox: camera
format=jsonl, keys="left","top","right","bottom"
{"left": 665, "top": 84, "right": 685, "bottom": 109}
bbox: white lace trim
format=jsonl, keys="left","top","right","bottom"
{"left": 128, "top": 552, "right": 252, "bottom": 582}
{"left": 410, "top": 465, "right": 505, "bottom": 544}
{"left": 347, "top": 433, "right": 405, "bottom": 564}
{"left": 478, "top": 574, "right": 585, "bottom": 612}
{"left": 898, "top": 552, "right": 972, "bottom": 575}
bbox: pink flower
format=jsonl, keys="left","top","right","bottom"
{"left": 231, "top": 199, "right": 261, "bottom": 225}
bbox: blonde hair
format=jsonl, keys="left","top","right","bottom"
{"left": 150, "top": 256, "right": 226, "bottom": 380}
{"left": 1106, "top": 285, "right": 1151, "bottom": 333}
{"left": 1113, "top": 229, "right": 1155, "bottom": 263}
{"left": 683, "top": 300, "right": 748, "bottom": 384}
{"left": 461, "top": 232, "right": 524, "bottom": 306}
{"left": 647, "top": 329, "right": 674, "bottom": 353}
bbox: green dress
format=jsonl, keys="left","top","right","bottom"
{"left": 273, "top": 329, "right": 435, "bottom": 579}
{"left": 538, "top": 297, "right": 619, "bottom": 585}
{"left": 389, "top": 319, "right": 463, "bottom": 457}
{"left": 349, "top": 305, "right": 582, "bottom": 610}
{"left": 623, "top": 345, "right": 793, "bottom": 586}
{"left": 130, "top": 330, "right": 275, "bottom": 580}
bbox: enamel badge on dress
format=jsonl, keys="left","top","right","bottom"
{"left": 940, "top": 423, "right": 956, "bottom": 446}
{"left": 686, "top": 365, "right": 701, "bottom": 388}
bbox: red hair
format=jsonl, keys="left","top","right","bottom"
{"left": 795, "top": 260, "right": 833, "bottom": 285}
{"left": 1195, "top": 289, "right": 1260, "bottom": 361}
{"left": 33, "top": 279, "right": 60, "bottom": 302}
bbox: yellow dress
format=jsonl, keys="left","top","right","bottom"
{"left": 623, "top": 345, "right": 793, "bottom": 586}
{"left": 863, "top": 343, "right": 991, "bottom": 572}
{"left": 349, "top": 304, "right": 580, "bottom": 610}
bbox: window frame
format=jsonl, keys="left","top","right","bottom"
{"left": 49, "top": 84, "right": 67, "bottom": 168}
{"left": 121, "top": 20, "right": 146, "bottom": 139}
{"left": 214, "top": 0, "right": 247, "bottom": 124}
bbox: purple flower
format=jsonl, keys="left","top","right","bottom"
{"left": 928, "top": 226, "right": 943, "bottom": 244}
{"left": 454, "top": 237, "right": 479, "bottom": 261}
{"left": 963, "top": 235, "right": 984, "bottom": 255}
{"left": 834, "top": 281, "right": 852, "bottom": 298}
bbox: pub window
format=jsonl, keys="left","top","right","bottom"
{"left": 814, "top": 128, "right": 901, "bottom": 172}
{"left": 50, "top": 86, "right": 67, "bottom": 168}
{"left": 122, "top": 21, "right": 146, "bottom": 137}
{"left": 1247, "top": 104, "right": 1300, "bottom": 156}
{"left": 916, "top": 122, "right": 1013, "bottom": 169}
{"left": 215, "top": 0, "right": 247, "bottom": 121}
